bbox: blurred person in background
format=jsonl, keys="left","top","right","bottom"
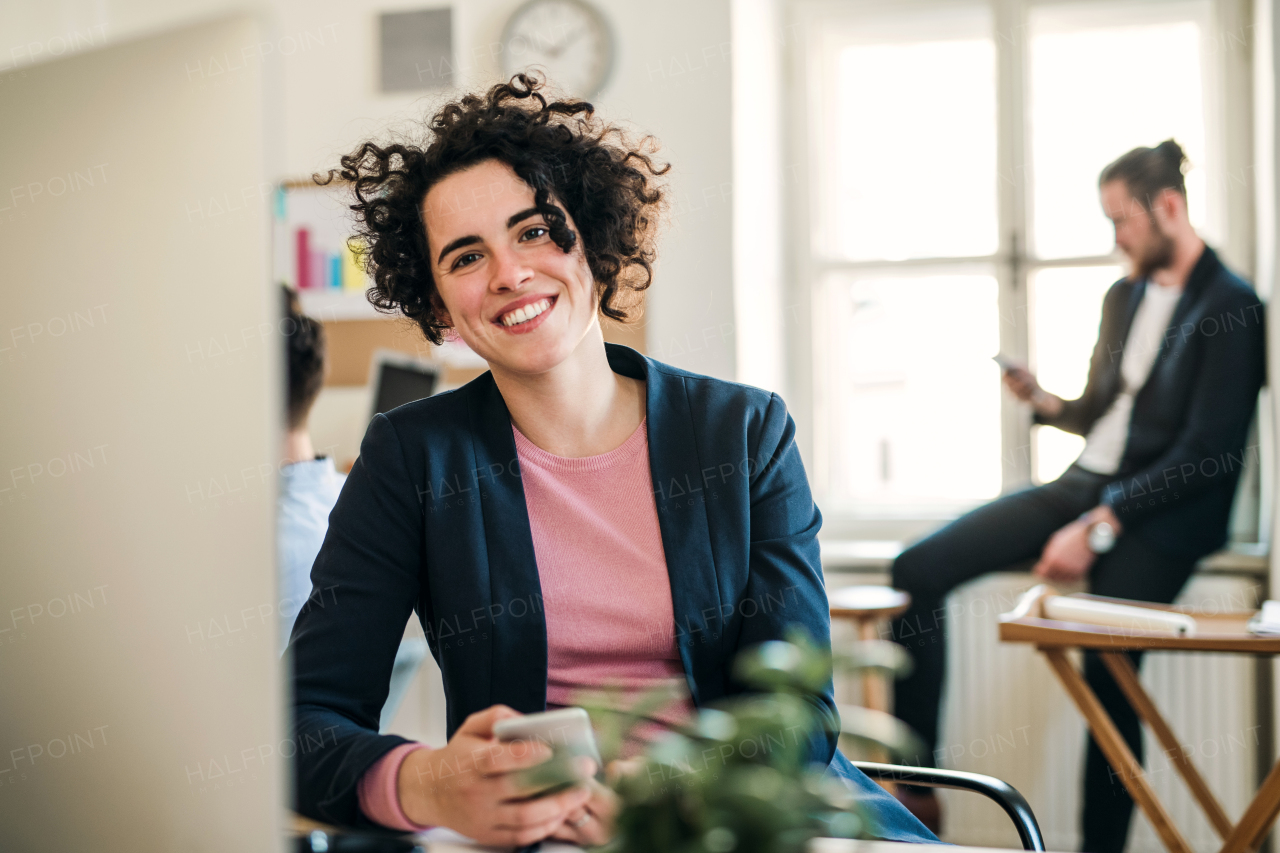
{"left": 278, "top": 286, "right": 426, "bottom": 728}
{"left": 888, "top": 140, "right": 1266, "bottom": 851}
{"left": 278, "top": 285, "right": 345, "bottom": 654}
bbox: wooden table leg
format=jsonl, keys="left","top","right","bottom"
{"left": 856, "top": 620, "right": 894, "bottom": 792}
{"left": 1042, "top": 648, "right": 1194, "bottom": 853}
{"left": 1099, "top": 651, "right": 1234, "bottom": 839}
{"left": 1220, "top": 759, "right": 1280, "bottom": 853}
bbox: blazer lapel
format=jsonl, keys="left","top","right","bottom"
{"left": 607, "top": 345, "right": 724, "bottom": 705}
{"left": 469, "top": 374, "right": 548, "bottom": 713}
{"left": 1164, "top": 245, "right": 1219, "bottom": 343}
{"left": 1140, "top": 246, "right": 1220, "bottom": 388}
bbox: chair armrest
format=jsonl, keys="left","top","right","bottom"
{"left": 851, "top": 760, "right": 1045, "bottom": 851}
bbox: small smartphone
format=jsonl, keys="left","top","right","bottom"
{"left": 991, "top": 353, "right": 1020, "bottom": 373}
{"left": 493, "top": 707, "right": 603, "bottom": 769}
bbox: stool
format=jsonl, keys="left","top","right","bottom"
{"left": 829, "top": 585, "right": 912, "bottom": 713}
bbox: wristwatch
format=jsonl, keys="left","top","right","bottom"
{"left": 1087, "top": 520, "right": 1117, "bottom": 554}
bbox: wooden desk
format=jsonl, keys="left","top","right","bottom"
{"left": 999, "top": 585, "right": 1280, "bottom": 853}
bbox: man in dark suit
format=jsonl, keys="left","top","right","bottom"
{"left": 889, "top": 140, "right": 1266, "bottom": 852}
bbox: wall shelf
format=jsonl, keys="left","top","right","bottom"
{"left": 297, "top": 288, "right": 383, "bottom": 322}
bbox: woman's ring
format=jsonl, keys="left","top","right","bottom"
{"left": 569, "top": 813, "right": 591, "bottom": 828}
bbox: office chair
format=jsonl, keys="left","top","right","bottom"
{"left": 852, "top": 761, "right": 1046, "bottom": 851}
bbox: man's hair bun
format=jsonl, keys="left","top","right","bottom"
{"left": 1154, "top": 139, "right": 1188, "bottom": 172}
{"left": 1099, "top": 138, "right": 1189, "bottom": 207}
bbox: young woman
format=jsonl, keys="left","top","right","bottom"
{"left": 289, "top": 75, "right": 936, "bottom": 847}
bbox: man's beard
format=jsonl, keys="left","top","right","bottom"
{"left": 1130, "top": 215, "right": 1176, "bottom": 281}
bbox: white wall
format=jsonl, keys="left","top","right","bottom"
{"left": 3, "top": 0, "right": 739, "bottom": 379}
{"left": 731, "top": 0, "right": 787, "bottom": 395}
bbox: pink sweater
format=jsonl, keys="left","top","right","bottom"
{"left": 356, "top": 417, "right": 691, "bottom": 830}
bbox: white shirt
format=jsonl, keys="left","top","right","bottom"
{"left": 277, "top": 457, "right": 345, "bottom": 654}
{"left": 1075, "top": 283, "right": 1184, "bottom": 475}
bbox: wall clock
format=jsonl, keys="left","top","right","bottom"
{"left": 501, "top": 0, "right": 613, "bottom": 98}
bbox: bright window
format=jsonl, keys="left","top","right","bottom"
{"left": 1029, "top": 265, "right": 1119, "bottom": 483}
{"left": 1029, "top": 3, "right": 1214, "bottom": 260}
{"left": 830, "top": 37, "right": 998, "bottom": 261}
{"left": 796, "top": 0, "right": 1234, "bottom": 526}
{"left": 820, "top": 273, "right": 1002, "bottom": 510}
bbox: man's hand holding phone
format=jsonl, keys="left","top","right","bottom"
{"left": 395, "top": 705, "right": 595, "bottom": 847}
{"left": 993, "top": 355, "right": 1063, "bottom": 418}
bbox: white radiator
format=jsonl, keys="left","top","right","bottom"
{"left": 930, "top": 572, "right": 1263, "bottom": 852}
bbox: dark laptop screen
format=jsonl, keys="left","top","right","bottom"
{"left": 372, "top": 361, "right": 438, "bottom": 415}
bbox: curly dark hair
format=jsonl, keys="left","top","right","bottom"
{"left": 320, "top": 74, "right": 669, "bottom": 345}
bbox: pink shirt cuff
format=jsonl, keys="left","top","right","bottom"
{"left": 357, "top": 742, "right": 433, "bottom": 831}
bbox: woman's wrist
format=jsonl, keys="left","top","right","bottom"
{"left": 397, "top": 746, "right": 440, "bottom": 826}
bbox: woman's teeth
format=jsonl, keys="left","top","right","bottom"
{"left": 500, "top": 298, "right": 552, "bottom": 327}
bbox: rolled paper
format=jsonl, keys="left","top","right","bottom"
{"left": 1043, "top": 596, "right": 1197, "bottom": 637}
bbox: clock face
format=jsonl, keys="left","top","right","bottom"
{"left": 501, "top": 0, "right": 613, "bottom": 98}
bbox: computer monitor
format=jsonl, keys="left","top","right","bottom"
{"left": 0, "top": 15, "right": 282, "bottom": 850}
{"left": 369, "top": 349, "right": 441, "bottom": 417}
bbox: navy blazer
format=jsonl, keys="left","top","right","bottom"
{"left": 1037, "top": 246, "right": 1266, "bottom": 559}
{"left": 289, "top": 344, "right": 936, "bottom": 842}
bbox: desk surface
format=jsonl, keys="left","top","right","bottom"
{"left": 998, "top": 588, "right": 1280, "bottom": 653}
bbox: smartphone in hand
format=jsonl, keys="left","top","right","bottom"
{"left": 992, "top": 353, "right": 1020, "bottom": 373}
{"left": 494, "top": 707, "right": 603, "bottom": 797}
{"left": 494, "top": 707, "right": 602, "bottom": 764}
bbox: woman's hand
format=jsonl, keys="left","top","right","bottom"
{"left": 545, "top": 756, "right": 636, "bottom": 846}
{"left": 396, "top": 705, "right": 593, "bottom": 846}
{"left": 549, "top": 778, "right": 620, "bottom": 846}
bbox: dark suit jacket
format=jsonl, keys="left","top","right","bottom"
{"left": 289, "top": 343, "right": 936, "bottom": 842}
{"left": 1037, "top": 246, "right": 1266, "bottom": 558}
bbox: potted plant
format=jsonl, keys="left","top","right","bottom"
{"left": 535, "top": 630, "right": 923, "bottom": 852}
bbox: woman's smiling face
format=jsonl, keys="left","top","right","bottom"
{"left": 423, "top": 159, "right": 599, "bottom": 377}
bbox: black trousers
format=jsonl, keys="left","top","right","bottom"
{"left": 889, "top": 466, "right": 1198, "bottom": 853}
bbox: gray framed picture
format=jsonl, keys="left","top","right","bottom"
{"left": 379, "top": 7, "right": 453, "bottom": 92}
